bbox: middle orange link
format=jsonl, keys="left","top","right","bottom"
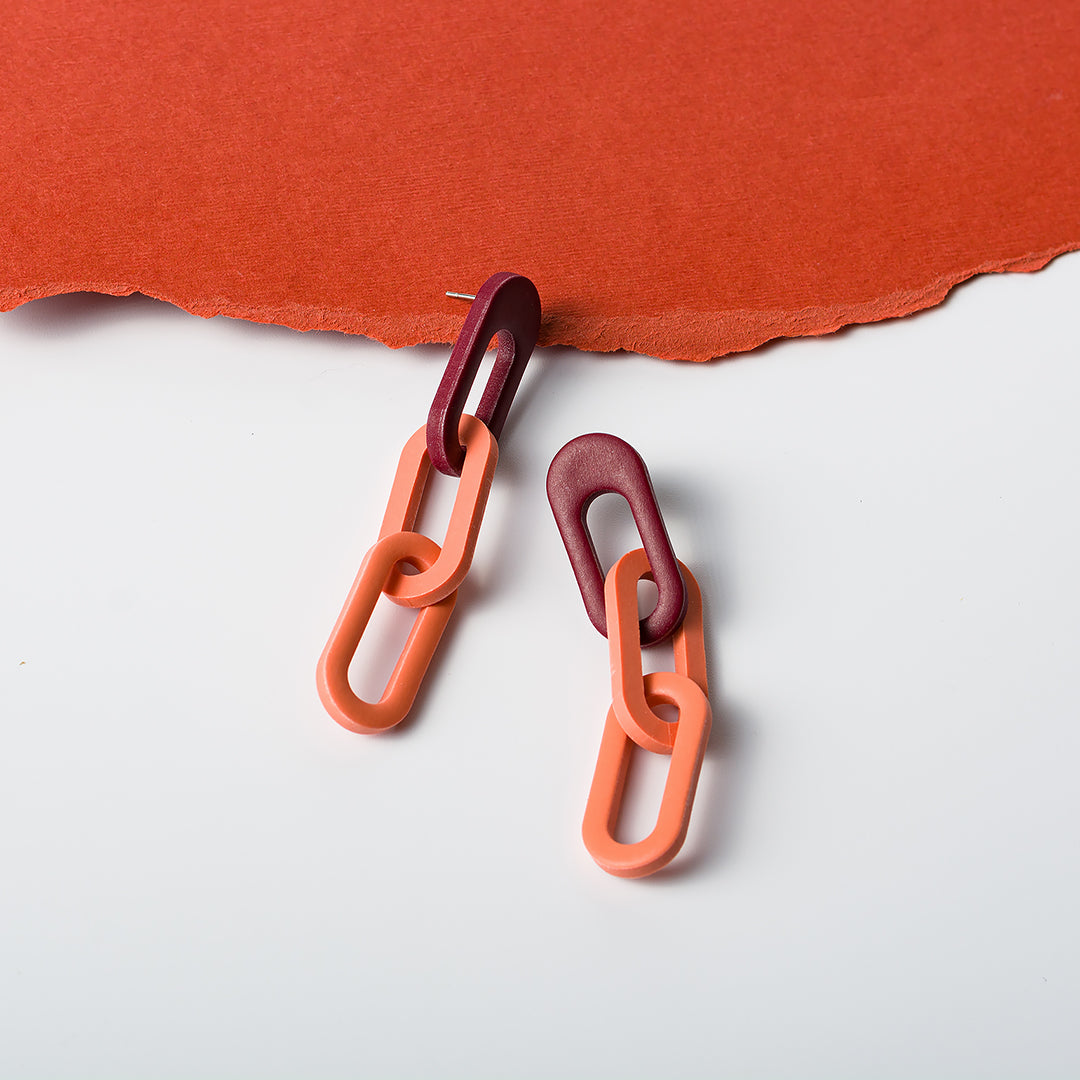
{"left": 607, "top": 547, "right": 710, "bottom": 755}
{"left": 379, "top": 414, "right": 499, "bottom": 608}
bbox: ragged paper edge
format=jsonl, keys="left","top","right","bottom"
{"left": 2, "top": 243, "right": 1077, "bottom": 362}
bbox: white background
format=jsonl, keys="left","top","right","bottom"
{"left": 2, "top": 253, "right": 1078, "bottom": 1078}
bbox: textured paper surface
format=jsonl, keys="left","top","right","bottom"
{"left": 2, "top": 1, "right": 1078, "bottom": 361}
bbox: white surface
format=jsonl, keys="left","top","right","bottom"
{"left": 2, "top": 255, "right": 1079, "bottom": 1079}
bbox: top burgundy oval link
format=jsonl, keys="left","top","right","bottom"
{"left": 427, "top": 272, "right": 541, "bottom": 477}
{"left": 546, "top": 433, "right": 688, "bottom": 646}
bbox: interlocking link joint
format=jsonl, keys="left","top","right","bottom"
{"left": 379, "top": 414, "right": 498, "bottom": 608}
{"left": 316, "top": 532, "right": 457, "bottom": 734}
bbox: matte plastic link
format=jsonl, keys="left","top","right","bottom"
{"left": 427, "top": 272, "right": 541, "bottom": 477}
{"left": 582, "top": 671, "right": 712, "bottom": 878}
{"left": 316, "top": 532, "right": 457, "bottom": 734}
{"left": 379, "top": 414, "right": 498, "bottom": 608}
{"left": 607, "top": 548, "right": 709, "bottom": 754}
{"left": 547, "top": 433, "right": 687, "bottom": 646}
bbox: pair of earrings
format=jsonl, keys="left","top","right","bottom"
{"left": 316, "top": 273, "right": 712, "bottom": 878}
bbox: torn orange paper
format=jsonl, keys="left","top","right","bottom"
{"left": 1, "top": 1, "right": 1077, "bottom": 361}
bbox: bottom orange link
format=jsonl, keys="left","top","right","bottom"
{"left": 582, "top": 671, "right": 711, "bottom": 878}
{"left": 316, "top": 531, "right": 456, "bottom": 734}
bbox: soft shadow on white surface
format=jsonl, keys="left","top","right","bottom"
{"left": 2, "top": 254, "right": 1079, "bottom": 1079}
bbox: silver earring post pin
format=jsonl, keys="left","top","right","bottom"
{"left": 446, "top": 291, "right": 477, "bottom": 301}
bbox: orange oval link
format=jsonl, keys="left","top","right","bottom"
{"left": 316, "top": 531, "right": 457, "bottom": 734}
{"left": 378, "top": 414, "right": 498, "bottom": 608}
{"left": 607, "top": 548, "right": 709, "bottom": 754}
{"left": 582, "top": 671, "right": 712, "bottom": 878}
